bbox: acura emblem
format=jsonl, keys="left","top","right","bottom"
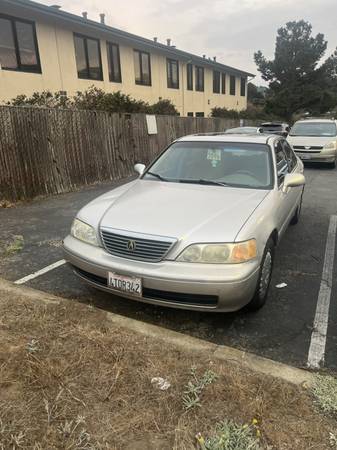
{"left": 127, "top": 240, "right": 136, "bottom": 251}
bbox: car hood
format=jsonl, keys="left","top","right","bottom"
{"left": 96, "top": 180, "right": 269, "bottom": 243}
{"left": 287, "top": 135, "right": 336, "bottom": 147}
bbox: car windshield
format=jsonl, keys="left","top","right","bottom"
{"left": 143, "top": 141, "right": 273, "bottom": 189}
{"left": 289, "top": 122, "right": 337, "bottom": 137}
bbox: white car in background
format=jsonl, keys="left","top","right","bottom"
{"left": 287, "top": 118, "right": 337, "bottom": 168}
{"left": 224, "top": 126, "right": 263, "bottom": 134}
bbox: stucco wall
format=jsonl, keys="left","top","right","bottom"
{"left": 0, "top": 4, "right": 248, "bottom": 116}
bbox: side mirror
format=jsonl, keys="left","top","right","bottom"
{"left": 282, "top": 173, "right": 305, "bottom": 193}
{"left": 134, "top": 163, "right": 145, "bottom": 176}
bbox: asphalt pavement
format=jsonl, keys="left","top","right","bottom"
{"left": 0, "top": 166, "right": 336, "bottom": 371}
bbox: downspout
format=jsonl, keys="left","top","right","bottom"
{"left": 54, "top": 25, "right": 65, "bottom": 91}
{"left": 182, "top": 58, "right": 192, "bottom": 116}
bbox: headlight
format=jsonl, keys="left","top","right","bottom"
{"left": 323, "top": 141, "right": 337, "bottom": 150}
{"left": 177, "top": 239, "right": 257, "bottom": 264}
{"left": 71, "top": 218, "right": 98, "bottom": 246}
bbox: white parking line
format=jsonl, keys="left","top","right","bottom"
{"left": 307, "top": 215, "right": 337, "bottom": 369}
{"left": 14, "top": 259, "right": 67, "bottom": 285}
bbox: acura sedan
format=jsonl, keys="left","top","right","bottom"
{"left": 63, "top": 134, "right": 305, "bottom": 312}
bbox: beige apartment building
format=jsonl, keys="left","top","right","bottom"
{"left": 0, "top": 0, "right": 254, "bottom": 116}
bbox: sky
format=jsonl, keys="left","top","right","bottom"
{"left": 43, "top": 0, "right": 337, "bottom": 85}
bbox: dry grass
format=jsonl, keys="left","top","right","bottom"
{"left": 0, "top": 293, "right": 336, "bottom": 450}
{"left": 312, "top": 374, "right": 337, "bottom": 415}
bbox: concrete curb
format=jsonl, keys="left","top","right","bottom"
{"left": 0, "top": 278, "right": 314, "bottom": 387}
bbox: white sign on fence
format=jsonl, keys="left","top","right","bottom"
{"left": 146, "top": 115, "right": 158, "bottom": 135}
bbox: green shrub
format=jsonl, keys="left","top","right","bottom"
{"left": 6, "top": 86, "right": 179, "bottom": 116}
{"left": 148, "top": 99, "right": 179, "bottom": 115}
{"left": 211, "top": 103, "right": 284, "bottom": 122}
{"left": 197, "top": 419, "right": 261, "bottom": 450}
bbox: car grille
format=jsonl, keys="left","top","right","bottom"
{"left": 100, "top": 228, "right": 176, "bottom": 262}
{"left": 72, "top": 266, "right": 218, "bottom": 307}
{"left": 293, "top": 145, "right": 323, "bottom": 152}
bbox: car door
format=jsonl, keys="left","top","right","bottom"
{"left": 273, "top": 139, "right": 297, "bottom": 236}
{"left": 282, "top": 138, "right": 304, "bottom": 206}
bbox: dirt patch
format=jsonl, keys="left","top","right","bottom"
{"left": 0, "top": 234, "right": 24, "bottom": 258}
{"left": 0, "top": 293, "right": 335, "bottom": 449}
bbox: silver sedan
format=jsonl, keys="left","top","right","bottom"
{"left": 63, "top": 134, "right": 305, "bottom": 312}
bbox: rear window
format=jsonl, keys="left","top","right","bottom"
{"left": 290, "top": 122, "right": 337, "bottom": 137}
{"left": 260, "top": 124, "right": 283, "bottom": 132}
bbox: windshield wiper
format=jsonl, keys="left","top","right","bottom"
{"left": 146, "top": 173, "right": 229, "bottom": 186}
{"left": 146, "top": 171, "right": 169, "bottom": 181}
{"left": 178, "top": 179, "right": 229, "bottom": 187}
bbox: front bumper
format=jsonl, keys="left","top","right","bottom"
{"left": 294, "top": 149, "right": 336, "bottom": 163}
{"left": 63, "top": 235, "right": 260, "bottom": 312}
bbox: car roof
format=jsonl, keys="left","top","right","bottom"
{"left": 176, "top": 133, "right": 277, "bottom": 144}
{"left": 295, "top": 118, "right": 337, "bottom": 123}
{"left": 260, "top": 122, "right": 288, "bottom": 126}
{"left": 226, "top": 126, "right": 258, "bottom": 130}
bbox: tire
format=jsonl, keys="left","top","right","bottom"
{"left": 290, "top": 189, "right": 303, "bottom": 225}
{"left": 247, "top": 239, "right": 274, "bottom": 311}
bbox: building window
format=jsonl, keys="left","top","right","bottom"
{"left": 230, "top": 75, "right": 236, "bottom": 95}
{"left": 221, "top": 73, "right": 226, "bottom": 94}
{"left": 187, "top": 112, "right": 194, "bottom": 117}
{"left": 196, "top": 112, "right": 204, "bottom": 117}
{"left": 167, "top": 58, "right": 179, "bottom": 89}
{"left": 187, "top": 63, "right": 193, "bottom": 90}
{"left": 195, "top": 66, "right": 204, "bottom": 92}
{"left": 74, "top": 34, "right": 103, "bottom": 80}
{"left": 134, "top": 49, "right": 151, "bottom": 86}
{"left": 240, "top": 77, "right": 246, "bottom": 96}
{"left": 213, "top": 70, "right": 220, "bottom": 94}
{"left": 0, "top": 14, "right": 41, "bottom": 73}
{"left": 107, "top": 42, "right": 121, "bottom": 83}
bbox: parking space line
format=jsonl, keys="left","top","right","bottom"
{"left": 307, "top": 215, "right": 337, "bottom": 369}
{"left": 14, "top": 259, "right": 67, "bottom": 285}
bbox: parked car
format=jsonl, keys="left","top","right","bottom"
{"left": 259, "top": 122, "right": 290, "bottom": 137}
{"left": 287, "top": 118, "right": 337, "bottom": 168}
{"left": 225, "top": 126, "right": 263, "bottom": 134}
{"left": 63, "top": 134, "right": 305, "bottom": 312}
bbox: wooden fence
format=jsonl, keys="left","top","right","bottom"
{"left": 0, "top": 106, "right": 252, "bottom": 202}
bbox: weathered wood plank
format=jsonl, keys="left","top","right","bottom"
{"left": 0, "top": 106, "right": 254, "bottom": 202}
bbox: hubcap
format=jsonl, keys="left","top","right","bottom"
{"left": 259, "top": 251, "right": 272, "bottom": 298}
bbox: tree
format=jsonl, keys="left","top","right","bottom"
{"left": 247, "top": 83, "right": 265, "bottom": 105}
{"left": 254, "top": 20, "right": 337, "bottom": 119}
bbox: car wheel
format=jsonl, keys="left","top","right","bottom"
{"left": 290, "top": 189, "right": 303, "bottom": 225}
{"left": 247, "top": 239, "right": 274, "bottom": 311}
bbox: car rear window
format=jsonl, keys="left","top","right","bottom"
{"left": 260, "top": 124, "right": 283, "bottom": 132}
{"left": 290, "top": 122, "right": 337, "bottom": 137}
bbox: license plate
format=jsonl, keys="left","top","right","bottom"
{"left": 297, "top": 153, "right": 311, "bottom": 160}
{"left": 108, "top": 272, "right": 142, "bottom": 296}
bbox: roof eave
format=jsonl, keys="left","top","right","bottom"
{"left": 2, "top": 0, "right": 254, "bottom": 78}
